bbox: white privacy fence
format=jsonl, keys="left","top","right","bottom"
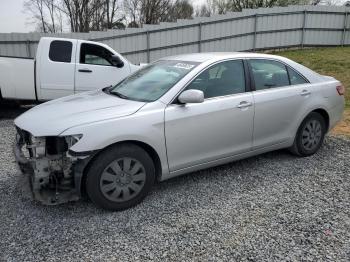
{"left": 0, "top": 5, "right": 349, "bottom": 64}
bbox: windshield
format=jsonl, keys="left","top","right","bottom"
{"left": 109, "top": 60, "right": 199, "bottom": 102}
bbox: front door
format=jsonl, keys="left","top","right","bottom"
{"left": 165, "top": 59, "right": 254, "bottom": 172}
{"left": 75, "top": 42, "right": 129, "bottom": 92}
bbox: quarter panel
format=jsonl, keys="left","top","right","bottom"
{"left": 60, "top": 101, "right": 169, "bottom": 176}
{"left": 0, "top": 57, "right": 35, "bottom": 99}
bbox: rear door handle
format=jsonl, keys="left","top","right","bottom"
{"left": 78, "top": 69, "right": 92, "bottom": 73}
{"left": 300, "top": 90, "right": 311, "bottom": 96}
{"left": 236, "top": 101, "right": 253, "bottom": 109}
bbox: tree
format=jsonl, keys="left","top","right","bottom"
{"left": 104, "top": 0, "right": 125, "bottom": 29}
{"left": 139, "top": 0, "right": 172, "bottom": 24}
{"left": 60, "top": 0, "right": 125, "bottom": 32}
{"left": 24, "top": 0, "right": 48, "bottom": 32}
{"left": 24, "top": 0, "right": 63, "bottom": 32}
{"left": 194, "top": 0, "right": 312, "bottom": 16}
{"left": 124, "top": 0, "right": 141, "bottom": 27}
{"left": 168, "top": 0, "right": 193, "bottom": 21}
{"left": 123, "top": 0, "right": 194, "bottom": 27}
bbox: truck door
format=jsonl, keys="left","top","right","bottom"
{"left": 38, "top": 39, "right": 77, "bottom": 100}
{"left": 75, "top": 42, "right": 130, "bottom": 93}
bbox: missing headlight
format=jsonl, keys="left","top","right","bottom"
{"left": 46, "top": 137, "right": 68, "bottom": 155}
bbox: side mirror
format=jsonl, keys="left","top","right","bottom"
{"left": 178, "top": 89, "right": 204, "bottom": 104}
{"left": 111, "top": 55, "right": 124, "bottom": 68}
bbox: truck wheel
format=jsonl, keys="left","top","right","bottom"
{"left": 85, "top": 143, "right": 155, "bottom": 211}
{"left": 289, "top": 112, "right": 326, "bottom": 157}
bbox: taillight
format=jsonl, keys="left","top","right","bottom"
{"left": 336, "top": 84, "right": 345, "bottom": 96}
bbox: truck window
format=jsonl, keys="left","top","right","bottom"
{"left": 49, "top": 40, "right": 72, "bottom": 63}
{"left": 80, "top": 43, "right": 113, "bottom": 66}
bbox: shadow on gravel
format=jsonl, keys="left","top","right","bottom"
{"left": 13, "top": 148, "right": 294, "bottom": 217}
{"left": 0, "top": 104, "right": 32, "bottom": 119}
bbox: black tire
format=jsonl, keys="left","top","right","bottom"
{"left": 85, "top": 143, "right": 155, "bottom": 211}
{"left": 289, "top": 112, "right": 326, "bottom": 157}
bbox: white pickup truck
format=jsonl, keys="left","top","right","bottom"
{"left": 0, "top": 37, "right": 139, "bottom": 102}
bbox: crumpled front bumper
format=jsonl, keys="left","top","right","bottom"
{"left": 13, "top": 138, "right": 34, "bottom": 175}
{"left": 13, "top": 133, "right": 91, "bottom": 205}
{"left": 13, "top": 138, "right": 35, "bottom": 201}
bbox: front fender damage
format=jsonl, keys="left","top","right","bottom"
{"left": 14, "top": 127, "right": 93, "bottom": 205}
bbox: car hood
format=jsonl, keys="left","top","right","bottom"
{"left": 14, "top": 90, "right": 146, "bottom": 137}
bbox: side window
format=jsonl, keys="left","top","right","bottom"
{"left": 249, "top": 59, "right": 290, "bottom": 90}
{"left": 80, "top": 43, "right": 113, "bottom": 66}
{"left": 185, "top": 60, "right": 246, "bottom": 99}
{"left": 49, "top": 40, "right": 72, "bottom": 63}
{"left": 287, "top": 67, "right": 308, "bottom": 85}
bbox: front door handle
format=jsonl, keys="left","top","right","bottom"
{"left": 300, "top": 90, "right": 311, "bottom": 96}
{"left": 78, "top": 69, "right": 92, "bottom": 73}
{"left": 236, "top": 101, "right": 253, "bottom": 109}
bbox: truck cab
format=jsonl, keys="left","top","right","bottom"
{"left": 0, "top": 37, "right": 139, "bottom": 101}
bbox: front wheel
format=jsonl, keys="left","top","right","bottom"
{"left": 85, "top": 143, "right": 155, "bottom": 211}
{"left": 289, "top": 112, "right": 326, "bottom": 157}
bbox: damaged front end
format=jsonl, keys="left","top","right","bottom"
{"left": 14, "top": 127, "right": 91, "bottom": 205}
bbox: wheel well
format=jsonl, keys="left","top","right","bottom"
{"left": 312, "top": 108, "right": 330, "bottom": 131}
{"left": 126, "top": 140, "right": 162, "bottom": 181}
{"left": 80, "top": 140, "right": 162, "bottom": 198}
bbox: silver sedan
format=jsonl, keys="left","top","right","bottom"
{"left": 14, "top": 52, "right": 345, "bottom": 210}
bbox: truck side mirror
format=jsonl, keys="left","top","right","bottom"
{"left": 111, "top": 55, "right": 124, "bottom": 68}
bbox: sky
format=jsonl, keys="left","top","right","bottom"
{"left": 0, "top": 0, "right": 206, "bottom": 33}
{"left": 0, "top": 0, "right": 35, "bottom": 33}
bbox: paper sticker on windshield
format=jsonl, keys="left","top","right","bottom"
{"left": 173, "top": 63, "right": 195, "bottom": 70}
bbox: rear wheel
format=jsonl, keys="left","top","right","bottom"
{"left": 289, "top": 112, "right": 326, "bottom": 157}
{"left": 86, "top": 143, "right": 155, "bottom": 211}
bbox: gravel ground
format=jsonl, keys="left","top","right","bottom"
{"left": 0, "top": 116, "right": 350, "bottom": 261}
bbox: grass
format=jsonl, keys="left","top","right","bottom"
{"left": 271, "top": 47, "right": 350, "bottom": 136}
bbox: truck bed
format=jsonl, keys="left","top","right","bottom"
{"left": 0, "top": 56, "right": 36, "bottom": 100}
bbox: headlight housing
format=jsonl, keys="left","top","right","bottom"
{"left": 64, "top": 134, "right": 83, "bottom": 148}
{"left": 28, "top": 136, "right": 46, "bottom": 157}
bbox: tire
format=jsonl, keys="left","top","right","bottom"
{"left": 85, "top": 143, "right": 155, "bottom": 211}
{"left": 289, "top": 112, "right": 326, "bottom": 157}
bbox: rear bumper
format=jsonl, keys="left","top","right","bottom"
{"left": 328, "top": 100, "right": 345, "bottom": 131}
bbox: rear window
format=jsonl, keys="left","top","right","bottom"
{"left": 49, "top": 40, "right": 72, "bottom": 63}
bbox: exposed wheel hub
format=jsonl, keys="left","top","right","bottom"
{"left": 116, "top": 172, "right": 132, "bottom": 186}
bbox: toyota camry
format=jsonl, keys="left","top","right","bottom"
{"left": 14, "top": 52, "right": 345, "bottom": 210}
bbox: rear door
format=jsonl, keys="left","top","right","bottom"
{"left": 38, "top": 39, "right": 77, "bottom": 99}
{"left": 248, "top": 58, "right": 310, "bottom": 149}
{"left": 165, "top": 59, "right": 254, "bottom": 172}
{"left": 74, "top": 42, "right": 130, "bottom": 92}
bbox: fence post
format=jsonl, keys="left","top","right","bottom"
{"left": 146, "top": 31, "right": 150, "bottom": 63}
{"left": 26, "top": 40, "right": 31, "bottom": 58}
{"left": 252, "top": 14, "right": 258, "bottom": 51}
{"left": 342, "top": 11, "right": 348, "bottom": 47}
{"left": 198, "top": 22, "right": 202, "bottom": 53}
{"left": 301, "top": 9, "right": 307, "bottom": 49}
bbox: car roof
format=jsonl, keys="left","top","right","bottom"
{"left": 161, "top": 52, "right": 284, "bottom": 63}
